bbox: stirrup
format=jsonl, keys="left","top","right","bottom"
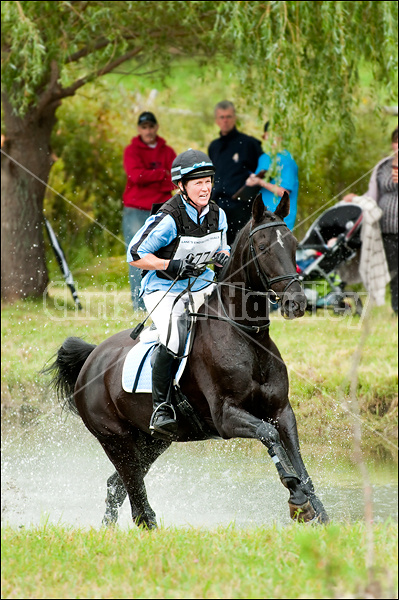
{"left": 149, "top": 402, "right": 177, "bottom": 432}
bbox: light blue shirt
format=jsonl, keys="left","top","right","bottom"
{"left": 127, "top": 197, "right": 229, "bottom": 296}
{"left": 256, "top": 150, "right": 299, "bottom": 230}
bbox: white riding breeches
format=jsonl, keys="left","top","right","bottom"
{"left": 143, "top": 284, "right": 215, "bottom": 355}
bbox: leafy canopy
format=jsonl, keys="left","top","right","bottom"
{"left": 1, "top": 1, "right": 398, "bottom": 156}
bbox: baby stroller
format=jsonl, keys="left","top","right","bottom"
{"left": 296, "top": 203, "right": 364, "bottom": 316}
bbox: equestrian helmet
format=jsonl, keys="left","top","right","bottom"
{"left": 171, "top": 149, "right": 215, "bottom": 183}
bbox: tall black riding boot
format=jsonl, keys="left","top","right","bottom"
{"left": 149, "top": 344, "right": 178, "bottom": 436}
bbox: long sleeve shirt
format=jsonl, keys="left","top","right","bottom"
{"left": 122, "top": 135, "right": 176, "bottom": 210}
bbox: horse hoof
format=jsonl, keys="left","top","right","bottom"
{"left": 288, "top": 500, "right": 316, "bottom": 522}
{"left": 102, "top": 509, "right": 118, "bottom": 527}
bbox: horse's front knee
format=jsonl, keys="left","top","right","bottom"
{"left": 256, "top": 420, "right": 280, "bottom": 447}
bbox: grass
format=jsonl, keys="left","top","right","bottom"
{"left": 1, "top": 522, "right": 397, "bottom": 599}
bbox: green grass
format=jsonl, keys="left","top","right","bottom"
{"left": 1, "top": 522, "right": 397, "bottom": 599}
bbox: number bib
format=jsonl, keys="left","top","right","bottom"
{"left": 173, "top": 231, "right": 223, "bottom": 266}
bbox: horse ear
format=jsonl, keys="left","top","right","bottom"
{"left": 274, "top": 191, "right": 290, "bottom": 219}
{"left": 252, "top": 193, "right": 265, "bottom": 223}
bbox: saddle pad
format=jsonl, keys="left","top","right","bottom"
{"left": 122, "top": 331, "right": 191, "bottom": 394}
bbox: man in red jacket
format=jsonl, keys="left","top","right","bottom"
{"left": 122, "top": 111, "right": 176, "bottom": 310}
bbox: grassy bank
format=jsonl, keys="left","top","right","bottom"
{"left": 1, "top": 258, "right": 397, "bottom": 455}
{"left": 1, "top": 522, "right": 397, "bottom": 599}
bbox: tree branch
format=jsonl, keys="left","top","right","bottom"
{"left": 59, "top": 46, "right": 144, "bottom": 98}
{"left": 66, "top": 37, "right": 113, "bottom": 64}
{"left": 15, "top": 1, "right": 27, "bottom": 21}
{"left": 35, "top": 60, "right": 61, "bottom": 116}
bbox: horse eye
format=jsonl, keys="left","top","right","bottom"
{"left": 258, "top": 244, "right": 266, "bottom": 252}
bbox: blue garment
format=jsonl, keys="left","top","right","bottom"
{"left": 256, "top": 150, "right": 298, "bottom": 230}
{"left": 126, "top": 197, "right": 229, "bottom": 296}
{"left": 123, "top": 206, "right": 150, "bottom": 310}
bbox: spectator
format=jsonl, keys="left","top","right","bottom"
{"left": 245, "top": 122, "right": 299, "bottom": 230}
{"left": 122, "top": 111, "right": 176, "bottom": 310}
{"left": 208, "top": 100, "right": 263, "bottom": 245}
{"left": 343, "top": 126, "right": 398, "bottom": 314}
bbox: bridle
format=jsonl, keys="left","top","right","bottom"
{"left": 189, "top": 220, "right": 302, "bottom": 335}
{"left": 248, "top": 221, "right": 301, "bottom": 301}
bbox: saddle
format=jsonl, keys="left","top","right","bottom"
{"left": 122, "top": 324, "right": 218, "bottom": 441}
{"left": 121, "top": 325, "right": 190, "bottom": 394}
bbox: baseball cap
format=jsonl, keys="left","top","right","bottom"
{"left": 137, "top": 111, "right": 157, "bottom": 126}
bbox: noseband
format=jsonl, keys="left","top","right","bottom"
{"left": 248, "top": 221, "right": 301, "bottom": 300}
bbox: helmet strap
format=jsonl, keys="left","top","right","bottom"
{"left": 178, "top": 182, "right": 199, "bottom": 211}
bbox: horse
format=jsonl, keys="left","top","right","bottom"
{"left": 45, "top": 193, "right": 329, "bottom": 528}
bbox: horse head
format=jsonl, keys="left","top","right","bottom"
{"left": 241, "top": 192, "right": 307, "bottom": 319}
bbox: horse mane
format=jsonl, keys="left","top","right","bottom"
{"left": 217, "top": 221, "right": 251, "bottom": 283}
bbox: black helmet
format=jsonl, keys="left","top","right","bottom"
{"left": 171, "top": 149, "right": 215, "bottom": 183}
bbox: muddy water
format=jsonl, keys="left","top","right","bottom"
{"left": 1, "top": 411, "right": 397, "bottom": 529}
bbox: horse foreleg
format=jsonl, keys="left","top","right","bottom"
{"left": 102, "top": 471, "right": 127, "bottom": 527}
{"left": 217, "top": 404, "right": 314, "bottom": 522}
{"left": 256, "top": 420, "right": 315, "bottom": 521}
{"left": 276, "top": 404, "right": 329, "bottom": 523}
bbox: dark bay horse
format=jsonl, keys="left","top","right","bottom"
{"left": 46, "top": 193, "right": 329, "bottom": 528}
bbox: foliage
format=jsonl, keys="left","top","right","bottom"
{"left": 217, "top": 1, "right": 398, "bottom": 162}
{"left": 45, "top": 91, "right": 126, "bottom": 257}
{"left": 1, "top": 1, "right": 397, "bottom": 158}
{"left": 1, "top": 1, "right": 397, "bottom": 300}
{"left": 1, "top": 1, "right": 219, "bottom": 114}
{"left": 42, "top": 60, "right": 397, "bottom": 251}
{"left": 1, "top": 522, "right": 397, "bottom": 599}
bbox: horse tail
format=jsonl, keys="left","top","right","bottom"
{"left": 43, "top": 337, "right": 96, "bottom": 415}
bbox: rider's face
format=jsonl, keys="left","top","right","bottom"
{"left": 183, "top": 177, "right": 213, "bottom": 213}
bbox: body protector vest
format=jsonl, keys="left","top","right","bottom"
{"left": 155, "top": 194, "right": 223, "bottom": 280}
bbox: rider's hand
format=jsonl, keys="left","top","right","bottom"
{"left": 165, "top": 257, "right": 206, "bottom": 280}
{"left": 213, "top": 252, "right": 229, "bottom": 268}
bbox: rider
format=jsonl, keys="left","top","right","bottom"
{"left": 127, "top": 149, "right": 230, "bottom": 436}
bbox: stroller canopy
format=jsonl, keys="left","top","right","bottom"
{"left": 300, "top": 204, "right": 362, "bottom": 250}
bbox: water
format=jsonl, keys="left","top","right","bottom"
{"left": 1, "top": 411, "right": 397, "bottom": 529}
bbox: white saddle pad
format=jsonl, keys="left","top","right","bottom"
{"left": 122, "top": 326, "right": 191, "bottom": 393}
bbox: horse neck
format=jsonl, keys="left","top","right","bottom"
{"left": 215, "top": 232, "right": 270, "bottom": 327}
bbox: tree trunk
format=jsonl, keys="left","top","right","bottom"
{"left": 1, "top": 95, "right": 58, "bottom": 301}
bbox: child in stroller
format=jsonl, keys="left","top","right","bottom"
{"left": 296, "top": 203, "right": 364, "bottom": 315}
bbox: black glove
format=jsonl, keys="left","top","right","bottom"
{"left": 165, "top": 257, "right": 206, "bottom": 280}
{"left": 213, "top": 252, "right": 229, "bottom": 268}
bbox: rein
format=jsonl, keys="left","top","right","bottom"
{"left": 189, "top": 284, "right": 271, "bottom": 335}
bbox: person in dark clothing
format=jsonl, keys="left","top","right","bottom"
{"left": 208, "top": 100, "right": 263, "bottom": 245}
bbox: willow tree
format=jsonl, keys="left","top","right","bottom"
{"left": 1, "top": 1, "right": 397, "bottom": 301}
